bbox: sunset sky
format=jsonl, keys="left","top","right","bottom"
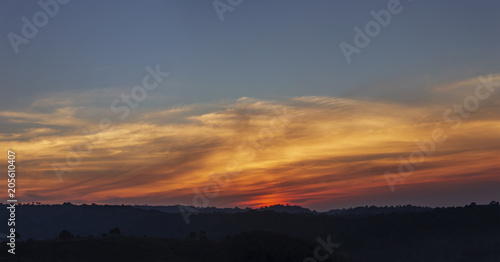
{"left": 1, "top": 0, "right": 499, "bottom": 211}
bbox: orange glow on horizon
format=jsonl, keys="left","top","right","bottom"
{"left": 1, "top": 75, "right": 500, "bottom": 209}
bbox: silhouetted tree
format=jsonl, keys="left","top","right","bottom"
{"left": 110, "top": 227, "right": 121, "bottom": 236}
{"left": 59, "top": 230, "right": 74, "bottom": 240}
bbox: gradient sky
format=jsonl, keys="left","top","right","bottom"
{"left": 0, "top": 0, "right": 499, "bottom": 211}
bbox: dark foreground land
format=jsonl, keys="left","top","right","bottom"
{"left": 1, "top": 202, "right": 499, "bottom": 261}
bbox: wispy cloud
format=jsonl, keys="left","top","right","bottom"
{"left": 1, "top": 77, "right": 499, "bottom": 209}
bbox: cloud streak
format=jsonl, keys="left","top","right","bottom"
{"left": 1, "top": 75, "right": 499, "bottom": 210}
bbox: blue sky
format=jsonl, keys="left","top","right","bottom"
{"left": 1, "top": 0, "right": 499, "bottom": 110}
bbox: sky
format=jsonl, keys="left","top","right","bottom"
{"left": 0, "top": 0, "right": 499, "bottom": 211}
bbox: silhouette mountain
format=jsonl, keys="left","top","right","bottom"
{"left": 0, "top": 201, "right": 498, "bottom": 261}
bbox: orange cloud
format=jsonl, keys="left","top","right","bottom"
{"left": 1, "top": 76, "right": 499, "bottom": 209}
